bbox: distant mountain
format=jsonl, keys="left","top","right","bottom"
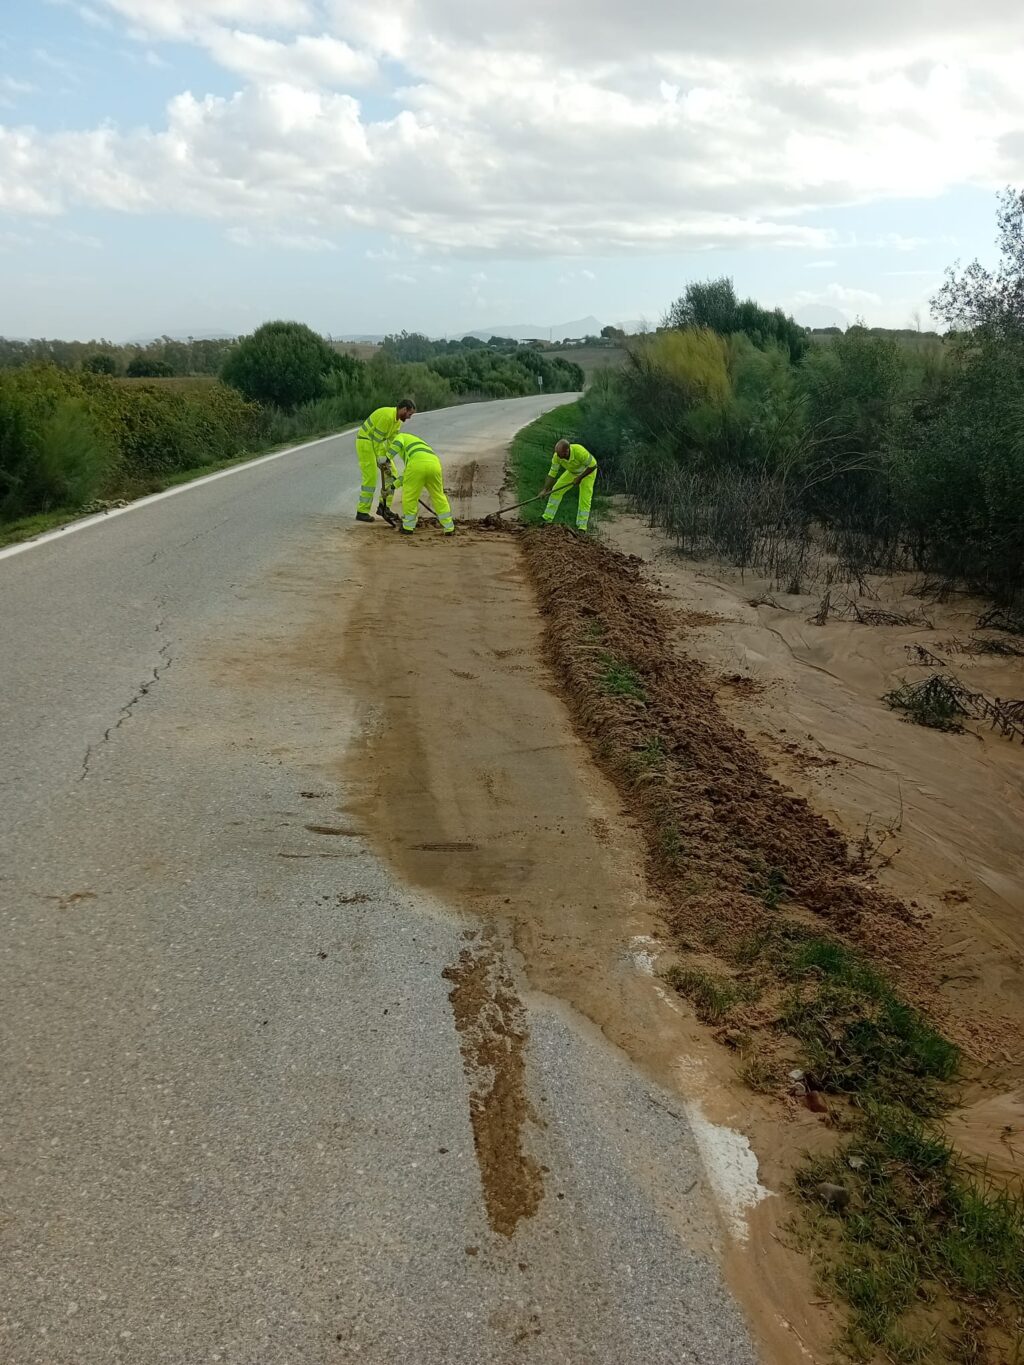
{"left": 125, "top": 331, "right": 237, "bottom": 343}
{"left": 453, "top": 316, "right": 607, "bottom": 342}
{"left": 793, "top": 304, "right": 848, "bottom": 331}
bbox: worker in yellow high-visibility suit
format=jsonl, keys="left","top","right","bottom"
{"left": 355, "top": 400, "right": 416, "bottom": 523}
{"left": 390, "top": 432, "right": 456, "bottom": 536}
{"left": 539, "top": 439, "right": 598, "bottom": 531}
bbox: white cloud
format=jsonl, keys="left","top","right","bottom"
{"left": 227, "top": 225, "right": 337, "bottom": 250}
{"left": 96, "top": 0, "right": 315, "bottom": 41}
{"left": 794, "top": 283, "right": 884, "bottom": 310}
{"left": 202, "top": 29, "right": 376, "bottom": 86}
{"left": 3, "top": 1, "right": 1024, "bottom": 260}
{"left": 0, "top": 76, "right": 36, "bottom": 96}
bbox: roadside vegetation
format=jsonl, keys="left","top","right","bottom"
{"left": 0, "top": 320, "right": 584, "bottom": 542}
{"left": 575, "top": 188, "right": 1024, "bottom": 608}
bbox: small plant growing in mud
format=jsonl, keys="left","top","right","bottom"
{"left": 628, "top": 735, "right": 666, "bottom": 781}
{"left": 656, "top": 821, "right": 684, "bottom": 863}
{"left": 744, "top": 859, "right": 788, "bottom": 909}
{"left": 635, "top": 734, "right": 666, "bottom": 766}
{"left": 597, "top": 654, "right": 647, "bottom": 701}
{"left": 740, "top": 1054, "right": 781, "bottom": 1094}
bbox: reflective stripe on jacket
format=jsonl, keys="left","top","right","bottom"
{"left": 389, "top": 433, "right": 435, "bottom": 465}
{"left": 358, "top": 406, "right": 402, "bottom": 448}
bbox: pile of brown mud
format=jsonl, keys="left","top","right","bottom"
{"left": 518, "top": 525, "right": 973, "bottom": 1052}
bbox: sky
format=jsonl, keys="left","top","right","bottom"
{"left": 1, "top": 1, "right": 1022, "bottom": 340}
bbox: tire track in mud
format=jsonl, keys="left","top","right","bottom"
{"left": 442, "top": 935, "right": 544, "bottom": 1237}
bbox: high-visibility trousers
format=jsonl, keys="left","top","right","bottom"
{"left": 355, "top": 436, "right": 380, "bottom": 515}
{"left": 543, "top": 465, "right": 597, "bottom": 531}
{"left": 402, "top": 452, "right": 455, "bottom": 533}
{"left": 356, "top": 437, "right": 399, "bottom": 516}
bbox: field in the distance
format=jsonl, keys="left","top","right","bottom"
{"left": 543, "top": 345, "right": 627, "bottom": 382}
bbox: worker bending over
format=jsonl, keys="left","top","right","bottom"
{"left": 539, "top": 439, "right": 598, "bottom": 532}
{"left": 390, "top": 432, "right": 456, "bottom": 536}
{"left": 355, "top": 400, "right": 415, "bottom": 523}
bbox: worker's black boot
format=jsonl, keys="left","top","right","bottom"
{"left": 376, "top": 502, "right": 399, "bottom": 527}
{"left": 355, "top": 512, "right": 375, "bottom": 523}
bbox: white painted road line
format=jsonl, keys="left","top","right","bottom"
{"left": 0, "top": 427, "right": 355, "bottom": 564}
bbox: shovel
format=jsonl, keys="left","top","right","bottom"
{"left": 480, "top": 493, "right": 547, "bottom": 528}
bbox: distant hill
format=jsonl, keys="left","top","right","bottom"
{"left": 125, "top": 330, "right": 237, "bottom": 343}
{"left": 453, "top": 316, "right": 606, "bottom": 343}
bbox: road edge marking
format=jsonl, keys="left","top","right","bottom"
{"left": 0, "top": 426, "right": 356, "bottom": 563}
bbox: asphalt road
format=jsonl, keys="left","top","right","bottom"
{"left": 0, "top": 397, "right": 759, "bottom": 1364}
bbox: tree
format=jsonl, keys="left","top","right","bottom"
{"left": 601, "top": 325, "right": 625, "bottom": 341}
{"left": 126, "top": 354, "right": 168, "bottom": 378}
{"left": 126, "top": 356, "right": 174, "bottom": 378}
{"left": 932, "top": 187, "right": 1024, "bottom": 338}
{"left": 665, "top": 276, "right": 808, "bottom": 362}
{"left": 665, "top": 277, "right": 739, "bottom": 334}
{"left": 220, "top": 321, "right": 338, "bottom": 408}
{"left": 380, "top": 330, "right": 437, "bottom": 363}
{"left": 83, "top": 352, "right": 119, "bottom": 375}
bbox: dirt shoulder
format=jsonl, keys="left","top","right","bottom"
{"left": 328, "top": 444, "right": 839, "bottom": 1363}
{"left": 600, "top": 511, "right": 1024, "bottom": 1117}
{"left": 303, "top": 425, "right": 1022, "bottom": 1362}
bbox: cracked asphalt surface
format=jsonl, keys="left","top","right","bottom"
{"left": 0, "top": 398, "right": 760, "bottom": 1364}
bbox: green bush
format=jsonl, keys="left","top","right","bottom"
{"left": 0, "top": 364, "right": 263, "bottom": 520}
{"left": 126, "top": 356, "right": 174, "bottom": 379}
{"left": 0, "top": 368, "right": 119, "bottom": 518}
{"left": 221, "top": 320, "right": 340, "bottom": 409}
{"left": 83, "top": 352, "right": 119, "bottom": 376}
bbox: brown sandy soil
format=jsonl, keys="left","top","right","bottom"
{"left": 332, "top": 447, "right": 840, "bottom": 1363}
{"left": 601, "top": 505, "right": 1024, "bottom": 1169}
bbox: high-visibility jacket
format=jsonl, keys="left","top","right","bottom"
{"left": 548, "top": 443, "right": 597, "bottom": 482}
{"left": 388, "top": 432, "right": 435, "bottom": 467}
{"left": 357, "top": 406, "right": 404, "bottom": 465}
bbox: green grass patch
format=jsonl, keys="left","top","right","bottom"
{"left": 797, "top": 1106, "right": 1024, "bottom": 1362}
{"left": 597, "top": 654, "right": 647, "bottom": 700}
{"left": 722, "top": 923, "right": 958, "bottom": 1114}
{"left": 667, "top": 967, "right": 741, "bottom": 1023}
{"left": 508, "top": 400, "right": 610, "bottom": 527}
{"left": 0, "top": 508, "right": 78, "bottom": 547}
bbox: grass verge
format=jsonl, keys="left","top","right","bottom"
{"left": 0, "top": 424, "right": 355, "bottom": 548}
{"left": 508, "top": 401, "right": 610, "bottom": 528}
{"left": 518, "top": 524, "right": 1023, "bottom": 1365}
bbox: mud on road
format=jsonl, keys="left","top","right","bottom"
{"left": 332, "top": 448, "right": 836, "bottom": 1361}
